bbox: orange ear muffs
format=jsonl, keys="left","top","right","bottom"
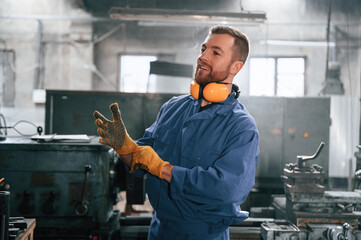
{"left": 190, "top": 80, "right": 201, "bottom": 100}
{"left": 203, "top": 82, "right": 229, "bottom": 103}
{"left": 190, "top": 80, "right": 229, "bottom": 103}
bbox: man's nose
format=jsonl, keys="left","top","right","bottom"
{"left": 199, "top": 50, "right": 209, "bottom": 62}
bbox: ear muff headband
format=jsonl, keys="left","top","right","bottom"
{"left": 190, "top": 81, "right": 229, "bottom": 103}
{"left": 232, "top": 84, "right": 241, "bottom": 99}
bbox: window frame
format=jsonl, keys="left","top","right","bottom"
{"left": 249, "top": 56, "right": 307, "bottom": 97}
{"left": 118, "top": 53, "right": 158, "bottom": 92}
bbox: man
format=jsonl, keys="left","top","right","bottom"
{"left": 94, "top": 25, "right": 259, "bottom": 240}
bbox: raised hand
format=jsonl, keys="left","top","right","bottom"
{"left": 93, "top": 103, "right": 170, "bottom": 179}
{"left": 93, "top": 103, "right": 137, "bottom": 155}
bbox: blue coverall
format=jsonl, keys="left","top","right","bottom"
{"left": 136, "top": 92, "right": 259, "bottom": 240}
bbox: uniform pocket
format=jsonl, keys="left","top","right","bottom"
{"left": 152, "top": 124, "right": 178, "bottom": 160}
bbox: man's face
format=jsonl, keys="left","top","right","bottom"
{"left": 194, "top": 33, "right": 235, "bottom": 86}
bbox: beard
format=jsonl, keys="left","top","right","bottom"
{"left": 194, "top": 63, "right": 231, "bottom": 87}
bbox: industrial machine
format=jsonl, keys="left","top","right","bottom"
{"left": 0, "top": 137, "right": 130, "bottom": 239}
{"left": 262, "top": 143, "right": 361, "bottom": 240}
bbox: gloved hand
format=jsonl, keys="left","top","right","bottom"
{"left": 93, "top": 103, "right": 170, "bottom": 179}
{"left": 93, "top": 103, "right": 138, "bottom": 155}
{"left": 131, "top": 146, "right": 170, "bottom": 179}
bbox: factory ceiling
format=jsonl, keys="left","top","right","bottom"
{"left": 81, "top": 0, "right": 361, "bottom": 18}
{"left": 81, "top": 0, "right": 237, "bottom": 17}
{"left": 81, "top": 0, "right": 249, "bottom": 42}
{"left": 79, "top": 0, "right": 360, "bottom": 43}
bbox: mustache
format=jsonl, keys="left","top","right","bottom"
{"left": 197, "top": 62, "right": 211, "bottom": 70}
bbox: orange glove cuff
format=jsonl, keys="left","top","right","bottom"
{"left": 130, "top": 146, "right": 170, "bottom": 179}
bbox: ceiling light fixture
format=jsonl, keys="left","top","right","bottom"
{"left": 261, "top": 40, "right": 336, "bottom": 47}
{"left": 109, "top": 7, "right": 266, "bottom": 25}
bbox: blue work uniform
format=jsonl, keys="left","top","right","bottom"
{"left": 136, "top": 92, "right": 259, "bottom": 240}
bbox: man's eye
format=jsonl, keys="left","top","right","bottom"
{"left": 200, "top": 49, "right": 205, "bottom": 53}
{"left": 214, "top": 51, "right": 220, "bottom": 55}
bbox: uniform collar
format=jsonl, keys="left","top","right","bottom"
{"left": 215, "top": 92, "right": 238, "bottom": 116}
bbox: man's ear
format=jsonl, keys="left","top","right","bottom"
{"left": 230, "top": 61, "right": 244, "bottom": 75}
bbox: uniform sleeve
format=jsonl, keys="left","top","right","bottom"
{"left": 169, "top": 129, "right": 259, "bottom": 205}
{"left": 136, "top": 123, "right": 155, "bottom": 147}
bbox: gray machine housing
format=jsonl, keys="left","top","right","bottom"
{"left": 0, "top": 137, "right": 123, "bottom": 238}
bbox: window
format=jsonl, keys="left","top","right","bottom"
{"left": 120, "top": 55, "right": 157, "bottom": 92}
{"left": 249, "top": 57, "right": 305, "bottom": 97}
{"left": 119, "top": 54, "right": 191, "bottom": 94}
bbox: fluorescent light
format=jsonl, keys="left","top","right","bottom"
{"left": 109, "top": 7, "right": 266, "bottom": 25}
{"left": 261, "top": 40, "right": 336, "bottom": 47}
{"left": 137, "top": 20, "right": 259, "bottom": 27}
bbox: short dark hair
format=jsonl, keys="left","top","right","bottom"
{"left": 210, "top": 25, "right": 250, "bottom": 63}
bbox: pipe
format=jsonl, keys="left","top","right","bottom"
{"left": 33, "top": 20, "right": 42, "bottom": 90}
{"left": 0, "top": 14, "right": 360, "bottom": 26}
{"left": 0, "top": 14, "right": 109, "bottom": 22}
{"left": 324, "top": 0, "right": 333, "bottom": 90}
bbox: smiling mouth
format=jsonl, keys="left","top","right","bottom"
{"left": 198, "top": 65, "right": 210, "bottom": 71}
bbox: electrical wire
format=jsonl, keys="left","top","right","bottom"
{"left": 319, "top": 0, "right": 333, "bottom": 96}
{"left": 93, "top": 23, "right": 123, "bottom": 45}
{"left": 12, "top": 120, "right": 39, "bottom": 136}
{"left": 67, "top": 24, "right": 125, "bottom": 90}
{"left": 68, "top": 23, "right": 124, "bottom": 48}
{"left": 0, "top": 119, "right": 41, "bottom": 137}
{"left": 346, "top": 2, "right": 353, "bottom": 168}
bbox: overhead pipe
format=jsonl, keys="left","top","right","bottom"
{"left": 33, "top": 20, "right": 42, "bottom": 90}
{"left": 0, "top": 14, "right": 108, "bottom": 22}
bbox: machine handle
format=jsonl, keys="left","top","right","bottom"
{"left": 75, "top": 165, "right": 91, "bottom": 216}
{"left": 336, "top": 203, "right": 353, "bottom": 211}
{"left": 341, "top": 223, "right": 350, "bottom": 240}
{"left": 80, "top": 165, "right": 92, "bottom": 202}
{"left": 297, "top": 142, "right": 325, "bottom": 168}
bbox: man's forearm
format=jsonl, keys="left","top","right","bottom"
{"left": 162, "top": 164, "right": 174, "bottom": 182}
{"left": 119, "top": 153, "right": 133, "bottom": 167}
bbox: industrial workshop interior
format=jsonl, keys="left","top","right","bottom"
{"left": 0, "top": 0, "right": 361, "bottom": 239}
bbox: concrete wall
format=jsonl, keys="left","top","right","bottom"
{"left": 0, "top": 0, "right": 93, "bottom": 135}
{"left": 0, "top": 0, "right": 93, "bottom": 109}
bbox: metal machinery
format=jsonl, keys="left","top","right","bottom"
{"left": 0, "top": 137, "right": 130, "bottom": 239}
{"left": 44, "top": 90, "right": 331, "bottom": 192}
{"left": 43, "top": 90, "right": 332, "bottom": 238}
{"left": 262, "top": 143, "right": 361, "bottom": 240}
{"left": 3, "top": 87, "right": 354, "bottom": 240}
